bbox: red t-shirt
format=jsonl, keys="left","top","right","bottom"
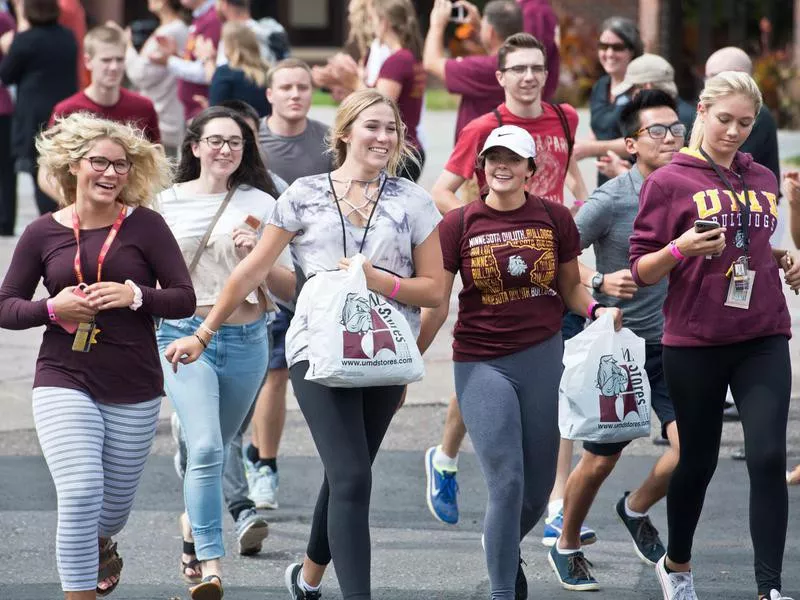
{"left": 444, "top": 54, "right": 504, "bottom": 141}
{"left": 440, "top": 193, "right": 580, "bottom": 361}
{"left": 49, "top": 88, "right": 161, "bottom": 144}
{"left": 377, "top": 48, "right": 425, "bottom": 149}
{"left": 444, "top": 102, "right": 578, "bottom": 203}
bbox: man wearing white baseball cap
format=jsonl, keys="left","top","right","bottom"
{"left": 419, "top": 123, "right": 621, "bottom": 600}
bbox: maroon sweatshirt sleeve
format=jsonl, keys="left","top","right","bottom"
{"left": 629, "top": 177, "right": 674, "bottom": 286}
{"left": 0, "top": 221, "right": 49, "bottom": 329}
{"left": 137, "top": 210, "right": 195, "bottom": 318}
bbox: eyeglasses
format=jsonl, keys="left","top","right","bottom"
{"left": 500, "top": 64, "right": 547, "bottom": 76}
{"left": 200, "top": 135, "right": 244, "bottom": 151}
{"left": 598, "top": 42, "right": 629, "bottom": 52}
{"left": 632, "top": 122, "right": 687, "bottom": 139}
{"left": 82, "top": 156, "right": 132, "bottom": 174}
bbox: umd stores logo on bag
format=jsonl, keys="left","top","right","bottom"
{"left": 596, "top": 349, "right": 647, "bottom": 425}
{"left": 340, "top": 292, "right": 412, "bottom": 364}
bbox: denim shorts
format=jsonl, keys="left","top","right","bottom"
{"left": 268, "top": 305, "right": 294, "bottom": 370}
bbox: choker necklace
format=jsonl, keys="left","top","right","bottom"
{"left": 329, "top": 172, "right": 384, "bottom": 220}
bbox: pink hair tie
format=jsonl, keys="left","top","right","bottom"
{"left": 668, "top": 240, "right": 685, "bottom": 261}
{"left": 46, "top": 298, "right": 57, "bottom": 322}
{"left": 389, "top": 275, "right": 401, "bottom": 299}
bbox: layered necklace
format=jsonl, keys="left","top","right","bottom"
{"left": 329, "top": 171, "right": 384, "bottom": 222}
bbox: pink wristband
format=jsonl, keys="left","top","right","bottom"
{"left": 669, "top": 240, "right": 685, "bottom": 261}
{"left": 46, "top": 298, "right": 57, "bottom": 322}
{"left": 587, "top": 300, "right": 599, "bottom": 320}
{"left": 389, "top": 275, "right": 401, "bottom": 299}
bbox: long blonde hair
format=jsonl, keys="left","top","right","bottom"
{"left": 223, "top": 21, "right": 269, "bottom": 88}
{"left": 36, "top": 113, "right": 172, "bottom": 208}
{"left": 346, "top": 0, "right": 374, "bottom": 59}
{"left": 328, "top": 89, "right": 416, "bottom": 176}
{"left": 371, "top": 0, "right": 423, "bottom": 60}
{"left": 689, "top": 71, "right": 763, "bottom": 150}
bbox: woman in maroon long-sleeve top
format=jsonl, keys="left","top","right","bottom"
{"left": 629, "top": 72, "right": 800, "bottom": 600}
{"left": 0, "top": 113, "right": 195, "bottom": 599}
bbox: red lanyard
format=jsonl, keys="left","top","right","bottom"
{"left": 71, "top": 205, "right": 127, "bottom": 285}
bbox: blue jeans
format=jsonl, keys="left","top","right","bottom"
{"left": 157, "top": 315, "right": 269, "bottom": 560}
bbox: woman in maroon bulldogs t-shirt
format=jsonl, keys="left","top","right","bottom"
{"left": 419, "top": 125, "right": 621, "bottom": 600}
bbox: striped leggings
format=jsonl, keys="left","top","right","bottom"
{"left": 32, "top": 387, "right": 161, "bottom": 591}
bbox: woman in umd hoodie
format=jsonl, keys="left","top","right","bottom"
{"left": 630, "top": 72, "right": 799, "bottom": 600}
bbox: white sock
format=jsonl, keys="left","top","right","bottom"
{"left": 624, "top": 496, "right": 647, "bottom": 518}
{"left": 547, "top": 498, "right": 564, "bottom": 520}
{"left": 299, "top": 569, "right": 321, "bottom": 593}
{"left": 555, "top": 539, "right": 580, "bottom": 555}
{"left": 432, "top": 445, "right": 458, "bottom": 472}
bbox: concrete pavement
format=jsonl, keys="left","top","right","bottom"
{"left": 1, "top": 106, "right": 800, "bottom": 599}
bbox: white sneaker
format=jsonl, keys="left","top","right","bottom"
{"left": 655, "top": 555, "right": 698, "bottom": 600}
{"left": 248, "top": 465, "right": 279, "bottom": 509}
{"left": 763, "top": 590, "right": 794, "bottom": 600}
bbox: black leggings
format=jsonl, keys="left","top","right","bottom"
{"left": 289, "top": 361, "right": 404, "bottom": 600}
{"left": 662, "top": 335, "right": 790, "bottom": 594}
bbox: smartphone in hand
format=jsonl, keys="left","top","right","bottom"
{"left": 450, "top": 4, "right": 467, "bottom": 22}
{"left": 694, "top": 219, "right": 721, "bottom": 235}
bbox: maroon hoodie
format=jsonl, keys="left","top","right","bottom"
{"left": 630, "top": 148, "right": 790, "bottom": 347}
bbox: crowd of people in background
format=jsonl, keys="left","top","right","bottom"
{"left": 0, "top": 1, "right": 799, "bottom": 600}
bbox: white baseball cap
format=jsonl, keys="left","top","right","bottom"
{"left": 479, "top": 125, "right": 536, "bottom": 160}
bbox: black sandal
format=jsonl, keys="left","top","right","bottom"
{"left": 96, "top": 539, "right": 123, "bottom": 597}
{"left": 181, "top": 539, "right": 203, "bottom": 584}
{"left": 190, "top": 574, "right": 223, "bottom": 600}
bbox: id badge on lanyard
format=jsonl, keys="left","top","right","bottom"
{"left": 70, "top": 205, "right": 126, "bottom": 351}
{"left": 700, "top": 149, "right": 754, "bottom": 310}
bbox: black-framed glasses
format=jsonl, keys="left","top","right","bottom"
{"left": 82, "top": 156, "right": 132, "bottom": 174}
{"left": 598, "top": 42, "right": 629, "bottom": 52}
{"left": 633, "top": 122, "right": 687, "bottom": 140}
{"left": 500, "top": 64, "right": 547, "bottom": 76}
{"left": 200, "top": 135, "right": 244, "bottom": 151}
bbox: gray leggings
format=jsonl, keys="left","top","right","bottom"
{"left": 455, "top": 334, "right": 562, "bottom": 600}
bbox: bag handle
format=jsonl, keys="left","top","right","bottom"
{"left": 187, "top": 185, "right": 238, "bottom": 274}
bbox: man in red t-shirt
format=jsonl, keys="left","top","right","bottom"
{"left": 40, "top": 24, "right": 161, "bottom": 203}
{"left": 48, "top": 24, "right": 161, "bottom": 143}
{"left": 423, "top": 0, "right": 523, "bottom": 141}
{"left": 432, "top": 32, "right": 586, "bottom": 212}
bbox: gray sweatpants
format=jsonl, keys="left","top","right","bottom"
{"left": 455, "top": 333, "right": 562, "bottom": 600}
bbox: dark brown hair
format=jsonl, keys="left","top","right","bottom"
{"left": 497, "top": 33, "right": 547, "bottom": 70}
{"left": 23, "top": 0, "right": 60, "bottom": 26}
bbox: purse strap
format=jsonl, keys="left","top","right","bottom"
{"left": 187, "top": 185, "right": 238, "bottom": 274}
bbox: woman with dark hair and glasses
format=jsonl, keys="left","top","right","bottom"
{"left": 155, "top": 105, "right": 280, "bottom": 600}
{"left": 574, "top": 16, "right": 643, "bottom": 187}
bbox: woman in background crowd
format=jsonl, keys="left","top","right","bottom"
{"left": 124, "top": 0, "right": 190, "bottom": 157}
{"left": 210, "top": 21, "right": 271, "bottom": 118}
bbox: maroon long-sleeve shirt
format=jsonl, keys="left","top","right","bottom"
{"left": 629, "top": 149, "right": 790, "bottom": 347}
{"left": 0, "top": 207, "right": 196, "bottom": 403}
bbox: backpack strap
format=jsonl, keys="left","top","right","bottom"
{"left": 547, "top": 102, "right": 574, "bottom": 162}
{"left": 493, "top": 108, "right": 503, "bottom": 127}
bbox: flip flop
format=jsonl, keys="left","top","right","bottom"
{"left": 190, "top": 574, "right": 223, "bottom": 600}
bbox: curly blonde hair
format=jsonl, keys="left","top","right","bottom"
{"left": 36, "top": 113, "right": 173, "bottom": 208}
{"left": 328, "top": 89, "right": 418, "bottom": 176}
{"left": 346, "top": 0, "right": 374, "bottom": 59}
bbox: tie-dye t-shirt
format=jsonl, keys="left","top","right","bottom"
{"left": 269, "top": 172, "right": 441, "bottom": 366}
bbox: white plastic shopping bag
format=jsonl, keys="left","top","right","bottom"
{"left": 290, "top": 254, "right": 425, "bottom": 387}
{"left": 558, "top": 312, "right": 651, "bottom": 443}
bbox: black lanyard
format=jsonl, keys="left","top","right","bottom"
{"left": 328, "top": 171, "right": 387, "bottom": 256}
{"left": 699, "top": 148, "right": 750, "bottom": 256}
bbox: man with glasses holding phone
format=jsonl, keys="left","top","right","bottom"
{"left": 423, "top": 0, "right": 523, "bottom": 141}
{"left": 549, "top": 89, "right": 684, "bottom": 591}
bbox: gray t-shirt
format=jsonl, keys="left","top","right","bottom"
{"left": 269, "top": 172, "right": 442, "bottom": 366}
{"left": 258, "top": 117, "right": 332, "bottom": 185}
{"left": 574, "top": 165, "right": 666, "bottom": 344}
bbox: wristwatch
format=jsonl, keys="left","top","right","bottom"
{"left": 591, "top": 272, "right": 604, "bottom": 292}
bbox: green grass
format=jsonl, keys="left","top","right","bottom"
{"left": 312, "top": 88, "right": 460, "bottom": 111}
{"left": 785, "top": 155, "right": 800, "bottom": 167}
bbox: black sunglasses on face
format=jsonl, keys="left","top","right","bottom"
{"left": 598, "top": 42, "right": 629, "bottom": 52}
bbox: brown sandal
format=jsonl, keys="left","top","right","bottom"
{"left": 190, "top": 574, "right": 223, "bottom": 600}
{"left": 96, "top": 538, "right": 123, "bottom": 597}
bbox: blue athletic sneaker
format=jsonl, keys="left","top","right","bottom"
{"left": 548, "top": 544, "right": 600, "bottom": 591}
{"left": 542, "top": 509, "right": 597, "bottom": 547}
{"left": 424, "top": 446, "right": 459, "bottom": 524}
